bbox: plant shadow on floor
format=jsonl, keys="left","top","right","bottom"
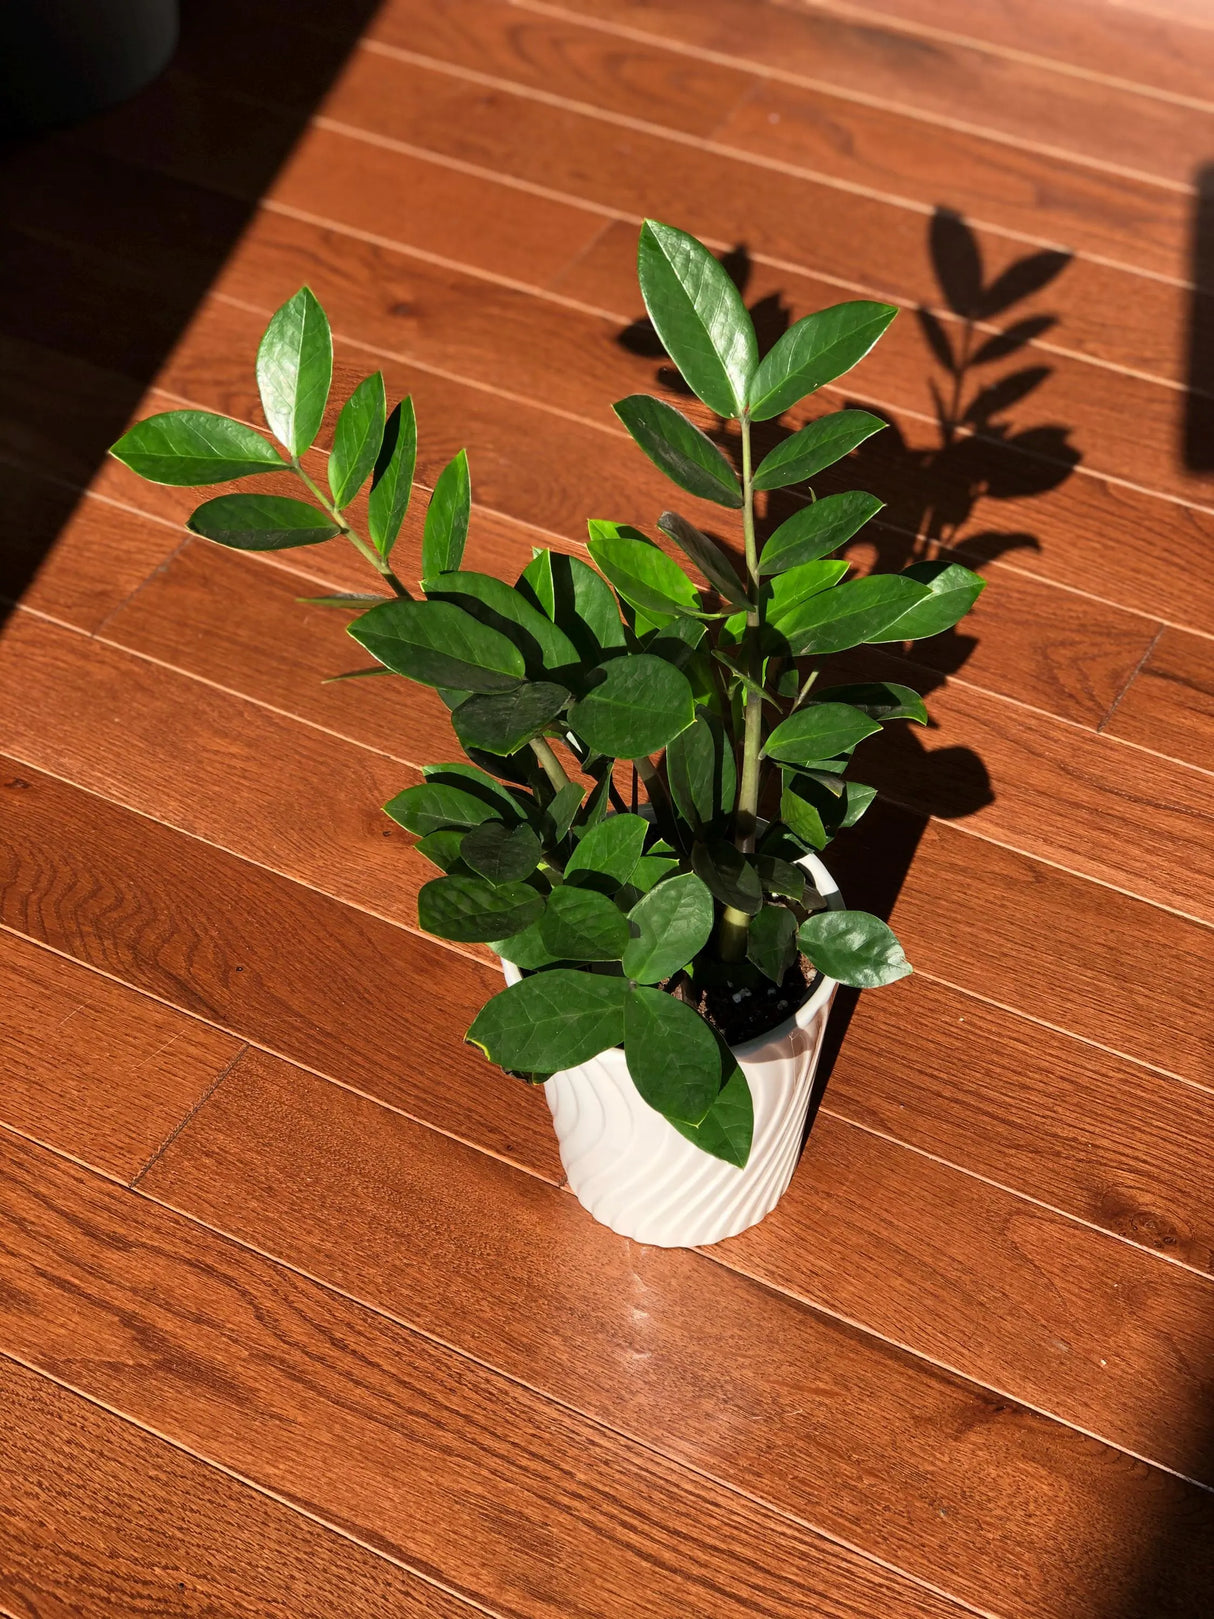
{"left": 617, "top": 206, "right": 1080, "bottom": 1108}
{"left": 0, "top": 0, "right": 382, "bottom": 632}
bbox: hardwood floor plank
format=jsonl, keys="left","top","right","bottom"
{"left": 0, "top": 763, "right": 561, "bottom": 1178}
{"left": 0, "top": 928, "right": 241, "bottom": 1182}
{"left": 823, "top": 975, "right": 1214, "bottom": 1276}
{"left": 0, "top": 1131, "right": 979, "bottom": 1619}
{"left": 509, "top": 0, "right": 1214, "bottom": 184}
{"left": 1104, "top": 627, "right": 1214, "bottom": 770}
{"left": 0, "top": 1356, "right": 476, "bottom": 1619}
{"left": 133, "top": 1049, "right": 1214, "bottom": 1618}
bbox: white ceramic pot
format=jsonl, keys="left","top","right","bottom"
{"left": 501, "top": 850, "right": 843, "bottom": 1248}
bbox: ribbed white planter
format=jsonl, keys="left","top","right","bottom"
{"left": 501, "top": 850, "right": 843, "bottom": 1248}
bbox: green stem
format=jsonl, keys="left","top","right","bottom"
{"left": 719, "top": 413, "right": 764, "bottom": 964}
{"left": 529, "top": 736, "right": 572, "bottom": 793}
{"left": 293, "top": 460, "right": 412, "bottom": 600}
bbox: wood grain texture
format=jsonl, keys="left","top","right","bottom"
{"left": 0, "top": 928, "right": 240, "bottom": 1181}
{"left": 0, "top": 763, "right": 560, "bottom": 1178}
{"left": 0, "top": 1356, "right": 477, "bottom": 1619}
{"left": 1104, "top": 627, "right": 1214, "bottom": 770}
{"left": 136, "top": 1048, "right": 1214, "bottom": 1618}
{"left": 0, "top": 1130, "right": 977, "bottom": 1619}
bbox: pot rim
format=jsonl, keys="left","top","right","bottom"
{"left": 499, "top": 847, "right": 844, "bottom": 1060}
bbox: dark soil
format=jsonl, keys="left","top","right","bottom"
{"left": 682, "top": 954, "right": 817, "bottom": 1046}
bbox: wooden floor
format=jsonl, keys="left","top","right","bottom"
{"left": 2, "top": 0, "right": 1214, "bottom": 1613}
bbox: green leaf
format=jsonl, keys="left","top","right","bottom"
{"left": 753, "top": 410, "right": 886, "bottom": 492}
{"left": 299, "top": 593, "right": 389, "bottom": 609}
{"left": 780, "top": 575, "right": 930, "bottom": 657}
{"left": 566, "top": 813, "right": 649, "bottom": 889}
{"left": 322, "top": 666, "right": 391, "bottom": 684}
{"left": 422, "top": 449, "right": 471, "bottom": 576}
{"left": 749, "top": 301, "right": 898, "bottom": 421}
{"left": 256, "top": 286, "right": 332, "bottom": 457}
{"left": 764, "top": 703, "right": 882, "bottom": 766}
{"left": 764, "top": 560, "right": 852, "bottom": 634}
{"left": 810, "top": 682, "right": 928, "bottom": 724}
{"left": 350, "top": 598, "right": 524, "bottom": 692}
{"left": 368, "top": 396, "right": 417, "bottom": 560}
{"left": 691, "top": 840, "right": 763, "bottom": 916}
{"left": 624, "top": 986, "right": 723, "bottom": 1125}
{"left": 460, "top": 821, "right": 542, "bottom": 884}
{"left": 452, "top": 682, "right": 569, "bottom": 756}
{"left": 418, "top": 874, "right": 543, "bottom": 942}
{"left": 780, "top": 768, "right": 876, "bottom": 851}
{"left": 328, "top": 371, "right": 386, "bottom": 509}
{"left": 636, "top": 219, "right": 757, "bottom": 418}
{"left": 384, "top": 781, "right": 506, "bottom": 836}
{"left": 586, "top": 522, "right": 705, "bottom": 622}
{"left": 547, "top": 780, "right": 585, "bottom": 843}
{"left": 569, "top": 654, "right": 695, "bottom": 759}
{"left": 414, "top": 829, "right": 468, "bottom": 872}
{"left": 424, "top": 571, "right": 579, "bottom": 676}
{"left": 630, "top": 854, "right": 680, "bottom": 894}
{"left": 467, "top": 969, "right": 630, "bottom": 1070}
{"left": 540, "top": 886, "right": 629, "bottom": 961}
{"left": 669, "top": 1062, "right": 752, "bottom": 1166}
{"left": 613, "top": 395, "right": 743, "bottom": 509}
{"left": 874, "top": 561, "right": 986, "bottom": 642}
{"left": 665, "top": 709, "right": 736, "bottom": 831}
{"left": 798, "top": 909, "right": 912, "bottom": 988}
{"left": 110, "top": 410, "right": 287, "bottom": 486}
{"left": 759, "top": 492, "right": 884, "bottom": 576}
{"left": 657, "top": 511, "right": 749, "bottom": 608}
{"left": 186, "top": 493, "right": 339, "bottom": 551}
{"left": 621, "top": 871, "right": 715, "bottom": 984}
{"left": 747, "top": 904, "right": 798, "bottom": 984}
{"left": 519, "top": 548, "right": 625, "bottom": 661}
{"left": 757, "top": 854, "right": 807, "bottom": 902}
{"left": 491, "top": 920, "right": 563, "bottom": 970}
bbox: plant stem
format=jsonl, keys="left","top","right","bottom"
{"left": 292, "top": 460, "right": 412, "bottom": 600}
{"left": 529, "top": 736, "right": 573, "bottom": 793}
{"left": 719, "top": 413, "right": 764, "bottom": 963}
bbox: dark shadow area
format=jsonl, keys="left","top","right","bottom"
{"left": 0, "top": 0, "right": 382, "bottom": 629}
{"left": 1183, "top": 162, "right": 1214, "bottom": 469}
{"left": 619, "top": 207, "right": 1081, "bottom": 1101}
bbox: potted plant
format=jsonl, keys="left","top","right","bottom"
{"left": 110, "top": 222, "right": 984, "bottom": 1247}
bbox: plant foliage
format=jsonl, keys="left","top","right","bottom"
{"left": 109, "top": 240, "right": 986, "bottom": 1170}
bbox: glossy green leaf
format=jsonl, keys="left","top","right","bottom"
{"left": 460, "top": 821, "right": 542, "bottom": 884}
{"left": 747, "top": 903, "right": 798, "bottom": 984}
{"left": 764, "top": 703, "right": 882, "bottom": 765}
{"left": 414, "top": 829, "right": 468, "bottom": 872}
{"left": 691, "top": 840, "right": 763, "bottom": 916}
{"left": 798, "top": 909, "right": 912, "bottom": 988}
{"left": 299, "top": 592, "right": 389, "bottom": 609}
{"left": 186, "top": 493, "right": 340, "bottom": 551}
{"left": 546, "top": 780, "right": 585, "bottom": 843}
{"left": 669, "top": 1061, "right": 752, "bottom": 1166}
{"left": 779, "top": 774, "right": 831, "bottom": 851}
{"left": 418, "top": 874, "right": 543, "bottom": 942}
{"left": 764, "top": 560, "right": 852, "bottom": 633}
{"left": 749, "top": 301, "right": 898, "bottom": 421}
{"left": 322, "top": 667, "right": 391, "bottom": 684}
{"left": 809, "top": 682, "right": 928, "bottom": 724}
{"left": 624, "top": 986, "right": 723, "bottom": 1125}
{"left": 753, "top": 410, "right": 886, "bottom": 492}
{"left": 329, "top": 371, "right": 386, "bottom": 509}
{"left": 110, "top": 410, "right": 287, "bottom": 485}
{"left": 665, "top": 709, "right": 736, "bottom": 831}
{"left": 637, "top": 219, "right": 757, "bottom": 418}
{"left": 586, "top": 522, "right": 705, "bottom": 621}
{"left": 569, "top": 654, "right": 695, "bottom": 759}
{"left": 540, "top": 886, "right": 629, "bottom": 961}
{"left": 621, "top": 871, "right": 715, "bottom": 984}
{"left": 424, "top": 571, "right": 579, "bottom": 676}
{"left": 368, "top": 396, "right": 417, "bottom": 559}
{"left": 421, "top": 449, "right": 471, "bottom": 578}
{"left": 566, "top": 813, "right": 649, "bottom": 889}
{"left": 491, "top": 920, "right": 563, "bottom": 970}
{"left": 757, "top": 854, "right": 807, "bottom": 902}
{"left": 780, "top": 575, "right": 930, "bottom": 657}
{"left": 873, "top": 561, "right": 986, "bottom": 642}
{"left": 759, "top": 491, "right": 884, "bottom": 576}
{"left": 452, "top": 682, "right": 569, "bottom": 756}
{"left": 630, "top": 854, "right": 680, "bottom": 894}
{"left": 613, "top": 395, "right": 743, "bottom": 508}
{"left": 656, "top": 510, "right": 749, "bottom": 608}
{"left": 467, "top": 969, "right": 630, "bottom": 1071}
{"left": 349, "top": 598, "right": 524, "bottom": 692}
{"left": 256, "top": 286, "right": 331, "bottom": 456}
{"left": 520, "top": 548, "right": 626, "bottom": 660}
{"left": 384, "top": 781, "right": 507, "bottom": 836}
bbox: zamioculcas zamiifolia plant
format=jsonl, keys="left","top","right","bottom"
{"left": 110, "top": 222, "right": 984, "bottom": 1241}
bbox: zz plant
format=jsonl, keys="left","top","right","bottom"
{"left": 111, "top": 221, "right": 984, "bottom": 1170}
